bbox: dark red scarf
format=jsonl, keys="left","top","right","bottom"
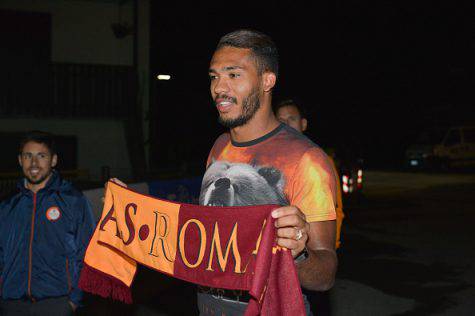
{"left": 79, "top": 181, "right": 305, "bottom": 315}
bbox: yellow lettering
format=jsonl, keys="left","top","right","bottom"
{"left": 179, "top": 219, "right": 207, "bottom": 268}
{"left": 243, "top": 220, "right": 266, "bottom": 273}
{"left": 206, "top": 222, "right": 242, "bottom": 273}
{"left": 149, "top": 212, "right": 174, "bottom": 262}
{"left": 252, "top": 219, "right": 266, "bottom": 255}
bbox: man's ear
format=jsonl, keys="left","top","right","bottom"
{"left": 18, "top": 155, "right": 23, "bottom": 167}
{"left": 262, "top": 72, "right": 276, "bottom": 92}
{"left": 301, "top": 118, "right": 308, "bottom": 132}
{"left": 52, "top": 154, "right": 58, "bottom": 168}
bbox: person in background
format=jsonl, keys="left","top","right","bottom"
{"left": 275, "top": 99, "right": 344, "bottom": 249}
{"left": 275, "top": 99, "right": 344, "bottom": 316}
{"left": 0, "top": 131, "right": 95, "bottom": 316}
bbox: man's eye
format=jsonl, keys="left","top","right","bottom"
{"left": 229, "top": 73, "right": 239, "bottom": 79}
{"left": 38, "top": 154, "right": 46, "bottom": 159}
{"left": 209, "top": 75, "right": 217, "bottom": 81}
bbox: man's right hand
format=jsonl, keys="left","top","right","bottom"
{"left": 109, "top": 178, "right": 128, "bottom": 187}
{"left": 102, "top": 178, "right": 128, "bottom": 203}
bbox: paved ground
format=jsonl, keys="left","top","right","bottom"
{"left": 79, "top": 170, "right": 475, "bottom": 315}
{"left": 333, "top": 171, "right": 475, "bottom": 315}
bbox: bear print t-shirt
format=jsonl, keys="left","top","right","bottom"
{"left": 200, "top": 123, "right": 337, "bottom": 222}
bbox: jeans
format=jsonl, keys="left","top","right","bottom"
{"left": 197, "top": 292, "right": 313, "bottom": 316}
{"left": 1, "top": 296, "right": 74, "bottom": 316}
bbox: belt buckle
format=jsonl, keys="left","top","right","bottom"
{"left": 213, "top": 288, "right": 225, "bottom": 300}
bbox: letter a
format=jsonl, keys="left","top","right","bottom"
{"left": 206, "top": 222, "right": 242, "bottom": 273}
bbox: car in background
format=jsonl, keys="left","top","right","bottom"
{"left": 327, "top": 147, "right": 364, "bottom": 196}
{"left": 405, "top": 126, "right": 475, "bottom": 170}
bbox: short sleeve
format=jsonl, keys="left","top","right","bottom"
{"left": 289, "top": 147, "right": 337, "bottom": 222}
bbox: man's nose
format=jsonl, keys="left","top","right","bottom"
{"left": 213, "top": 77, "right": 229, "bottom": 95}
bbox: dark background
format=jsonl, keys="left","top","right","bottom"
{"left": 149, "top": 1, "right": 468, "bottom": 170}
{"left": 0, "top": 1, "right": 471, "bottom": 174}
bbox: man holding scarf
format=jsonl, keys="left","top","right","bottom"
{"left": 198, "top": 29, "right": 338, "bottom": 315}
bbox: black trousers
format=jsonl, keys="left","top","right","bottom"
{"left": 1, "top": 296, "right": 73, "bottom": 316}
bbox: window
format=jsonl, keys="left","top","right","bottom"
{"left": 444, "top": 129, "right": 461, "bottom": 147}
{"left": 462, "top": 128, "right": 475, "bottom": 143}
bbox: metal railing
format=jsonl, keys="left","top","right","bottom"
{"left": 0, "top": 63, "right": 137, "bottom": 118}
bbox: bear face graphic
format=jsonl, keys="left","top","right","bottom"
{"left": 200, "top": 161, "right": 286, "bottom": 207}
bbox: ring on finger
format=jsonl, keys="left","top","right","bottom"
{"left": 295, "top": 228, "right": 303, "bottom": 241}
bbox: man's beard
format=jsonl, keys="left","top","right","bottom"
{"left": 25, "top": 169, "right": 52, "bottom": 185}
{"left": 218, "top": 87, "right": 261, "bottom": 129}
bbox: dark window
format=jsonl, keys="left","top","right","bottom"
{"left": 416, "top": 128, "right": 446, "bottom": 145}
{"left": 444, "top": 129, "right": 461, "bottom": 147}
{"left": 462, "top": 128, "right": 475, "bottom": 143}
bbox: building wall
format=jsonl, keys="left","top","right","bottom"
{"left": 0, "top": 119, "right": 133, "bottom": 180}
{"left": 1, "top": 0, "right": 151, "bottom": 175}
{"left": 0, "top": 0, "right": 134, "bottom": 65}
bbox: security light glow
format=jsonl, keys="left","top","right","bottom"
{"left": 157, "top": 74, "right": 171, "bottom": 80}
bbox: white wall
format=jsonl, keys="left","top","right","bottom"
{"left": 0, "top": 118, "right": 132, "bottom": 180}
{"left": 0, "top": 0, "right": 134, "bottom": 65}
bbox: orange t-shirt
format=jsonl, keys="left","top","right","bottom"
{"left": 199, "top": 124, "right": 337, "bottom": 223}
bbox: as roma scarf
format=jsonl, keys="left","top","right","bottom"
{"left": 79, "top": 181, "right": 305, "bottom": 315}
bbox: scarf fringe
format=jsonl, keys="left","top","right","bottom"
{"left": 79, "top": 263, "right": 133, "bottom": 304}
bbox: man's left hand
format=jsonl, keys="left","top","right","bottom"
{"left": 271, "top": 205, "right": 310, "bottom": 258}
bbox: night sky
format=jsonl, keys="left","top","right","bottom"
{"left": 149, "top": 1, "right": 467, "bottom": 168}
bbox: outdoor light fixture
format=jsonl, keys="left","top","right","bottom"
{"left": 111, "top": 1, "right": 133, "bottom": 39}
{"left": 157, "top": 74, "right": 171, "bottom": 80}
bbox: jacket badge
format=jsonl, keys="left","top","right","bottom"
{"left": 46, "top": 206, "right": 62, "bottom": 222}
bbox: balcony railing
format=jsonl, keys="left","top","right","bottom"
{"left": 0, "top": 62, "right": 137, "bottom": 118}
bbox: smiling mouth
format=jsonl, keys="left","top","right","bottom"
{"left": 29, "top": 168, "right": 41, "bottom": 175}
{"left": 215, "top": 95, "right": 237, "bottom": 112}
{"left": 216, "top": 101, "right": 234, "bottom": 112}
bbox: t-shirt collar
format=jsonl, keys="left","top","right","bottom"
{"left": 231, "top": 123, "right": 285, "bottom": 147}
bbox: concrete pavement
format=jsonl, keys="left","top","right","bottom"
{"left": 332, "top": 171, "right": 475, "bottom": 315}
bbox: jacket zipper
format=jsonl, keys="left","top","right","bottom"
{"left": 65, "top": 258, "right": 72, "bottom": 292}
{"left": 27, "top": 193, "right": 37, "bottom": 300}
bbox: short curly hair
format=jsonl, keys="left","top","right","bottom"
{"left": 216, "top": 29, "right": 279, "bottom": 77}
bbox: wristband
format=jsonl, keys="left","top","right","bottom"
{"left": 294, "top": 247, "right": 308, "bottom": 263}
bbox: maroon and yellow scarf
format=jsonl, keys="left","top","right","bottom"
{"left": 79, "top": 181, "right": 305, "bottom": 315}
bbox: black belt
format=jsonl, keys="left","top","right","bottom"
{"left": 198, "top": 286, "right": 252, "bottom": 302}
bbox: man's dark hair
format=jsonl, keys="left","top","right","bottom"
{"left": 216, "top": 29, "right": 279, "bottom": 77}
{"left": 274, "top": 99, "right": 307, "bottom": 119}
{"left": 19, "top": 130, "right": 57, "bottom": 155}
